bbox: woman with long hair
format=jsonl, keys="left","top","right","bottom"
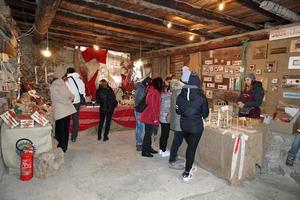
{"left": 159, "top": 76, "right": 173, "bottom": 157}
{"left": 237, "top": 73, "right": 264, "bottom": 118}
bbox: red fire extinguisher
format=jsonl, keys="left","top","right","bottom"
{"left": 16, "top": 138, "right": 36, "bottom": 181}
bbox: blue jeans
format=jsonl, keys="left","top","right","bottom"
{"left": 135, "top": 111, "right": 144, "bottom": 145}
{"left": 288, "top": 134, "right": 300, "bottom": 159}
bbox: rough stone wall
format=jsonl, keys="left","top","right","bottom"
{"left": 20, "top": 37, "right": 75, "bottom": 99}
{"left": 0, "top": 38, "right": 74, "bottom": 181}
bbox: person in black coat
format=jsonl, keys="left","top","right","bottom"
{"left": 96, "top": 79, "right": 118, "bottom": 141}
{"left": 237, "top": 73, "right": 264, "bottom": 118}
{"left": 176, "top": 66, "right": 209, "bottom": 182}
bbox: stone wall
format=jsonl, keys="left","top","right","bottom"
{"left": 19, "top": 37, "right": 75, "bottom": 98}
{"left": 0, "top": 38, "right": 75, "bottom": 181}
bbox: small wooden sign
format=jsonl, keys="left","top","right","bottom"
{"left": 270, "top": 47, "right": 287, "bottom": 54}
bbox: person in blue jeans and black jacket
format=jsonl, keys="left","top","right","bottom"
{"left": 286, "top": 128, "right": 300, "bottom": 166}
{"left": 133, "top": 77, "right": 152, "bottom": 151}
{"left": 176, "top": 66, "right": 209, "bottom": 182}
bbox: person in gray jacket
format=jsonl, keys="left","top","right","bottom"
{"left": 168, "top": 79, "right": 185, "bottom": 169}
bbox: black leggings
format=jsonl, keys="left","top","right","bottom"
{"left": 182, "top": 131, "right": 202, "bottom": 173}
{"left": 159, "top": 123, "right": 170, "bottom": 151}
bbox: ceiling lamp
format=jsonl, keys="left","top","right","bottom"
{"left": 93, "top": 44, "right": 99, "bottom": 51}
{"left": 136, "top": 41, "right": 143, "bottom": 68}
{"left": 167, "top": 22, "right": 172, "bottom": 28}
{"left": 218, "top": 1, "right": 225, "bottom": 11}
{"left": 189, "top": 35, "right": 195, "bottom": 41}
{"left": 41, "top": 30, "right": 51, "bottom": 57}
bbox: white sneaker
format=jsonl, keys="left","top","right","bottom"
{"left": 161, "top": 150, "right": 170, "bottom": 157}
{"left": 158, "top": 149, "right": 163, "bottom": 155}
{"left": 182, "top": 172, "right": 193, "bottom": 182}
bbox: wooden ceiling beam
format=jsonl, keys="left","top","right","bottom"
{"left": 54, "top": 14, "right": 180, "bottom": 46}
{"left": 141, "top": 25, "right": 281, "bottom": 58}
{"left": 56, "top": 9, "right": 188, "bottom": 44}
{"left": 10, "top": 8, "right": 35, "bottom": 20}
{"left": 236, "top": 0, "right": 291, "bottom": 24}
{"left": 49, "top": 33, "right": 137, "bottom": 52}
{"left": 11, "top": 8, "right": 174, "bottom": 47}
{"left": 4, "top": 0, "right": 36, "bottom": 11}
{"left": 51, "top": 22, "right": 171, "bottom": 48}
{"left": 18, "top": 24, "right": 149, "bottom": 51}
{"left": 47, "top": 33, "right": 141, "bottom": 52}
{"left": 99, "top": 0, "right": 210, "bottom": 25}
{"left": 34, "top": 0, "right": 61, "bottom": 41}
{"left": 48, "top": 30, "right": 153, "bottom": 51}
{"left": 130, "top": 0, "right": 261, "bottom": 31}
{"left": 50, "top": 37, "right": 133, "bottom": 53}
{"left": 62, "top": 0, "right": 224, "bottom": 39}
{"left": 49, "top": 25, "right": 155, "bottom": 49}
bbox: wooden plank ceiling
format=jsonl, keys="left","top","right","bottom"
{"left": 5, "top": 0, "right": 300, "bottom": 54}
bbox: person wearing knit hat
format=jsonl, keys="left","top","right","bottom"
{"left": 245, "top": 73, "right": 256, "bottom": 81}
{"left": 175, "top": 66, "right": 209, "bottom": 182}
{"left": 181, "top": 66, "right": 191, "bottom": 83}
{"left": 237, "top": 73, "right": 264, "bottom": 118}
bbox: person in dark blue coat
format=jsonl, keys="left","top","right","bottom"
{"left": 176, "top": 66, "right": 209, "bottom": 182}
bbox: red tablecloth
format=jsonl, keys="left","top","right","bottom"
{"left": 71, "top": 105, "right": 136, "bottom": 131}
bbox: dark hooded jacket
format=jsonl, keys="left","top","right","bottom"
{"left": 238, "top": 81, "right": 264, "bottom": 118}
{"left": 133, "top": 78, "right": 150, "bottom": 107}
{"left": 96, "top": 85, "right": 118, "bottom": 112}
{"left": 176, "top": 85, "right": 209, "bottom": 134}
{"left": 241, "top": 81, "right": 264, "bottom": 108}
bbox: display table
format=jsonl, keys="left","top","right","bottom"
{"left": 167, "top": 125, "right": 271, "bottom": 186}
{"left": 1, "top": 124, "right": 52, "bottom": 170}
{"left": 71, "top": 105, "right": 136, "bottom": 131}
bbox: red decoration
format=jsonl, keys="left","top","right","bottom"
{"left": 121, "top": 74, "right": 134, "bottom": 93}
{"left": 81, "top": 48, "right": 107, "bottom": 64}
{"left": 70, "top": 106, "right": 136, "bottom": 131}
{"left": 88, "top": 70, "right": 99, "bottom": 100}
{"left": 78, "top": 66, "right": 90, "bottom": 96}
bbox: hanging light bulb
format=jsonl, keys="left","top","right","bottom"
{"left": 41, "top": 30, "right": 51, "bottom": 57}
{"left": 136, "top": 59, "right": 143, "bottom": 68}
{"left": 167, "top": 22, "right": 172, "bottom": 28}
{"left": 93, "top": 44, "right": 99, "bottom": 51}
{"left": 189, "top": 35, "right": 195, "bottom": 41}
{"left": 41, "top": 47, "right": 51, "bottom": 57}
{"left": 218, "top": 1, "right": 225, "bottom": 11}
{"left": 136, "top": 41, "right": 143, "bottom": 67}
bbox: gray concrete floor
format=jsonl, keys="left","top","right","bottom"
{"left": 0, "top": 129, "right": 299, "bottom": 200}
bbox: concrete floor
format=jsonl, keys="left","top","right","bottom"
{"left": 0, "top": 129, "right": 299, "bottom": 200}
